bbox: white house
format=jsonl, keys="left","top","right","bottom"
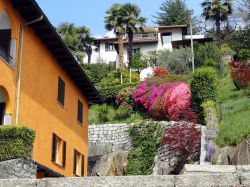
{"left": 87, "top": 25, "right": 212, "bottom": 68}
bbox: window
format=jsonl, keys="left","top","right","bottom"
{"left": 57, "top": 77, "right": 65, "bottom": 106}
{"left": 77, "top": 100, "right": 83, "bottom": 124}
{"left": 105, "top": 43, "right": 115, "bottom": 51}
{"left": 51, "top": 134, "right": 66, "bottom": 167}
{"left": 162, "top": 33, "right": 172, "bottom": 44}
{"left": 73, "top": 149, "right": 85, "bottom": 176}
{"left": 0, "top": 11, "right": 13, "bottom": 65}
{"left": 109, "top": 61, "right": 116, "bottom": 69}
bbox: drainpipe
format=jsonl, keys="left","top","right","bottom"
{"left": 15, "top": 16, "right": 44, "bottom": 124}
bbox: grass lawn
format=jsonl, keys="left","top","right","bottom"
{"left": 216, "top": 69, "right": 250, "bottom": 147}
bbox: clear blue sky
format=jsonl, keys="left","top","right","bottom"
{"left": 36, "top": 0, "right": 203, "bottom": 36}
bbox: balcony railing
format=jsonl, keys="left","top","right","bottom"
{"left": 0, "top": 46, "right": 14, "bottom": 67}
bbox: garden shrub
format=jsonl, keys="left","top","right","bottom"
{"left": 131, "top": 51, "right": 147, "bottom": 73}
{"left": 89, "top": 105, "right": 144, "bottom": 124}
{"left": 191, "top": 67, "right": 218, "bottom": 123}
{"left": 202, "top": 101, "right": 218, "bottom": 162}
{"left": 82, "top": 63, "right": 114, "bottom": 84}
{"left": 163, "top": 122, "right": 201, "bottom": 164}
{"left": 133, "top": 77, "right": 198, "bottom": 123}
{"left": 157, "top": 48, "right": 192, "bottom": 74}
{"left": 98, "top": 82, "right": 138, "bottom": 104}
{"left": 116, "top": 87, "right": 135, "bottom": 111}
{"left": 100, "top": 70, "right": 139, "bottom": 87}
{"left": 194, "top": 42, "right": 221, "bottom": 69}
{"left": 153, "top": 67, "right": 168, "bottom": 77}
{"left": 126, "top": 121, "right": 163, "bottom": 175}
{"left": 229, "top": 61, "right": 250, "bottom": 89}
{"left": 0, "top": 126, "right": 36, "bottom": 161}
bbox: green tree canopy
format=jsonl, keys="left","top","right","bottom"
{"left": 153, "top": 0, "right": 193, "bottom": 26}
{"left": 57, "top": 22, "right": 92, "bottom": 63}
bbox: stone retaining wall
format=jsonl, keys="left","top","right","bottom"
{"left": 1, "top": 174, "right": 250, "bottom": 187}
{"left": 88, "top": 121, "right": 172, "bottom": 159}
{"left": 88, "top": 124, "right": 132, "bottom": 157}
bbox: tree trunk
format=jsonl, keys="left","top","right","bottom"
{"left": 118, "top": 32, "right": 124, "bottom": 84}
{"left": 87, "top": 53, "right": 91, "bottom": 64}
{"left": 87, "top": 46, "right": 92, "bottom": 65}
{"left": 128, "top": 30, "right": 134, "bottom": 68}
{"left": 215, "top": 18, "right": 221, "bottom": 49}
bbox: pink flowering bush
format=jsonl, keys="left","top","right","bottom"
{"left": 133, "top": 78, "right": 197, "bottom": 123}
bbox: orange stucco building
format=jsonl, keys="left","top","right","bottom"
{"left": 0, "top": 0, "right": 102, "bottom": 177}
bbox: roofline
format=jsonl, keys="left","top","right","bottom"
{"left": 157, "top": 25, "right": 188, "bottom": 29}
{"left": 9, "top": 0, "right": 102, "bottom": 104}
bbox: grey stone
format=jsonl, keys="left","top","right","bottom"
{"left": 91, "top": 150, "right": 129, "bottom": 176}
{"left": 0, "top": 159, "right": 37, "bottom": 179}
{"left": 183, "top": 164, "right": 236, "bottom": 174}
{"left": 175, "top": 174, "right": 239, "bottom": 187}
{"left": 220, "top": 134, "right": 250, "bottom": 165}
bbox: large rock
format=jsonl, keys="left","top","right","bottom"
{"left": 152, "top": 156, "right": 179, "bottom": 175}
{"left": 220, "top": 134, "right": 250, "bottom": 165}
{"left": 91, "top": 151, "right": 129, "bottom": 176}
{"left": 0, "top": 159, "right": 37, "bottom": 179}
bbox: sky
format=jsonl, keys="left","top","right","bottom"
{"left": 36, "top": 0, "right": 203, "bottom": 37}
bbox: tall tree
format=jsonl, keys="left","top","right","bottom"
{"left": 105, "top": 4, "right": 126, "bottom": 79}
{"left": 201, "top": 0, "right": 233, "bottom": 49}
{"left": 122, "top": 3, "right": 146, "bottom": 69}
{"left": 57, "top": 22, "right": 92, "bottom": 64}
{"left": 154, "top": 0, "right": 193, "bottom": 26}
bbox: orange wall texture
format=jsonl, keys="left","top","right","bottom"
{"left": 0, "top": 0, "right": 89, "bottom": 177}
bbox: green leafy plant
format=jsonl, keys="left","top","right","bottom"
{"left": 191, "top": 67, "right": 218, "bottom": 124}
{"left": 82, "top": 63, "right": 114, "bottom": 84}
{"left": 89, "top": 105, "right": 144, "bottom": 125}
{"left": 157, "top": 48, "right": 192, "bottom": 74}
{"left": 194, "top": 42, "right": 221, "bottom": 69}
{"left": 131, "top": 51, "right": 147, "bottom": 73}
{"left": 0, "top": 126, "right": 36, "bottom": 161}
{"left": 126, "top": 121, "right": 163, "bottom": 175}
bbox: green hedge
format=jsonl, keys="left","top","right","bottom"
{"left": 98, "top": 82, "right": 138, "bottom": 103}
{"left": 0, "top": 126, "right": 36, "bottom": 161}
{"left": 126, "top": 121, "right": 163, "bottom": 175}
{"left": 191, "top": 67, "right": 218, "bottom": 124}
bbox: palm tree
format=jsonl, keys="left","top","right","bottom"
{"left": 57, "top": 23, "right": 91, "bottom": 64}
{"left": 122, "top": 3, "right": 146, "bottom": 69}
{"left": 105, "top": 4, "right": 126, "bottom": 80}
{"left": 201, "top": 0, "right": 233, "bottom": 49}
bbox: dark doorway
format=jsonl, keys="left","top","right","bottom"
{"left": 0, "top": 103, "right": 6, "bottom": 125}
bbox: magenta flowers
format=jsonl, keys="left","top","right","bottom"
{"left": 133, "top": 78, "right": 197, "bottom": 123}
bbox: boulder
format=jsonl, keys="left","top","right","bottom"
{"left": 220, "top": 134, "right": 250, "bottom": 165}
{"left": 91, "top": 151, "right": 129, "bottom": 176}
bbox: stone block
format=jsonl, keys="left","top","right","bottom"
{"left": 175, "top": 174, "right": 239, "bottom": 187}
{"left": 183, "top": 164, "right": 236, "bottom": 174}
